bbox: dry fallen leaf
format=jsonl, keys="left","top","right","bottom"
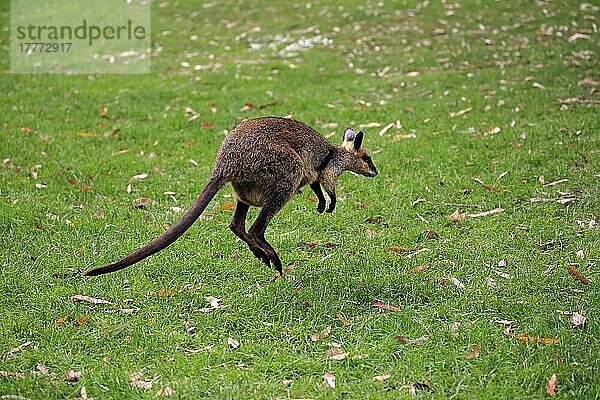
{"left": 80, "top": 385, "right": 89, "bottom": 400}
{"left": 515, "top": 336, "right": 559, "bottom": 344}
{"left": 227, "top": 337, "right": 240, "bottom": 349}
{"left": 322, "top": 372, "right": 336, "bottom": 388}
{"left": 493, "top": 318, "right": 515, "bottom": 326}
{"left": 157, "top": 289, "right": 174, "bottom": 297}
{"left": 395, "top": 335, "right": 429, "bottom": 346}
{"left": 336, "top": 313, "right": 351, "bottom": 326}
{"left": 0, "top": 370, "right": 26, "bottom": 379}
{"left": 71, "top": 294, "right": 112, "bottom": 304}
{"left": 446, "top": 274, "right": 465, "bottom": 289}
{"left": 372, "top": 301, "right": 401, "bottom": 312}
{"left": 465, "top": 344, "right": 481, "bottom": 360}
{"left": 532, "top": 82, "right": 546, "bottom": 90}
{"left": 449, "top": 210, "right": 467, "bottom": 222}
{"left": 156, "top": 386, "right": 175, "bottom": 397}
{"left": 373, "top": 374, "right": 391, "bottom": 382}
{"left": 132, "top": 197, "right": 153, "bottom": 209}
{"left": 364, "top": 228, "right": 376, "bottom": 238}
{"left": 411, "top": 265, "right": 430, "bottom": 273}
{"left": 216, "top": 202, "right": 236, "bottom": 212}
{"left": 129, "top": 371, "right": 154, "bottom": 389}
{"left": 309, "top": 325, "right": 332, "bottom": 342}
{"left": 240, "top": 103, "right": 254, "bottom": 112}
{"left": 183, "top": 316, "right": 193, "bottom": 334}
{"left": 543, "top": 178, "right": 568, "bottom": 187}
{"left": 366, "top": 217, "right": 386, "bottom": 224}
{"left": 492, "top": 269, "right": 512, "bottom": 280}
{"left": 450, "top": 107, "right": 472, "bottom": 118}
{"left": 578, "top": 77, "right": 598, "bottom": 86}
{"left": 467, "top": 208, "right": 505, "bottom": 218}
{"left": 530, "top": 197, "right": 576, "bottom": 204}
{"left": 423, "top": 230, "right": 439, "bottom": 239}
{"left": 394, "top": 133, "right": 417, "bottom": 140}
{"left": 571, "top": 312, "right": 586, "bottom": 328}
{"left": 199, "top": 296, "right": 228, "bottom": 313}
{"left": 112, "top": 148, "right": 130, "bottom": 156}
{"left": 546, "top": 373, "right": 557, "bottom": 396}
{"left": 326, "top": 348, "right": 349, "bottom": 360}
{"left": 378, "top": 122, "right": 394, "bottom": 136}
{"left": 74, "top": 315, "right": 90, "bottom": 327}
{"left": 119, "top": 307, "right": 140, "bottom": 314}
{"left": 52, "top": 312, "right": 74, "bottom": 329}
{"left": 65, "top": 369, "right": 82, "bottom": 382}
{"left": 566, "top": 265, "right": 590, "bottom": 285}
{"left": 130, "top": 173, "right": 148, "bottom": 181}
{"left": 5, "top": 341, "right": 32, "bottom": 357}
{"left": 36, "top": 363, "right": 49, "bottom": 375}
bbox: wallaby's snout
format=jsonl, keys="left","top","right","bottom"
{"left": 361, "top": 153, "right": 378, "bottom": 177}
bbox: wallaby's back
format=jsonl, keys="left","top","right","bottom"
{"left": 214, "top": 118, "right": 336, "bottom": 204}
{"left": 216, "top": 118, "right": 334, "bottom": 175}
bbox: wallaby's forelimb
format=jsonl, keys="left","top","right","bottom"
{"left": 310, "top": 182, "right": 326, "bottom": 214}
{"left": 325, "top": 190, "right": 336, "bottom": 213}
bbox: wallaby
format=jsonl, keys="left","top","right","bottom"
{"left": 82, "top": 117, "right": 378, "bottom": 277}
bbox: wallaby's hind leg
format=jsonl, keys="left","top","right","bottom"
{"left": 247, "top": 200, "right": 287, "bottom": 275}
{"left": 229, "top": 201, "right": 270, "bottom": 265}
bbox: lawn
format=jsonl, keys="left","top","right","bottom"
{"left": 1, "top": 0, "right": 599, "bottom": 398}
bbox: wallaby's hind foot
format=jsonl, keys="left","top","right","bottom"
{"left": 246, "top": 199, "right": 286, "bottom": 274}
{"left": 246, "top": 228, "right": 283, "bottom": 274}
{"left": 229, "top": 201, "right": 272, "bottom": 265}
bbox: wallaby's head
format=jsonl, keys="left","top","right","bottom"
{"left": 341, "top": 127, "right": 378, "bottom": 177}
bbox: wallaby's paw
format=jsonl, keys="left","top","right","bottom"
{"left": 317, "top": 203, "right": 325, "bottom": 213}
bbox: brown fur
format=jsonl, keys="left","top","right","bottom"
{"left": 82, "top": 117, "right": 377, "bottom": 276}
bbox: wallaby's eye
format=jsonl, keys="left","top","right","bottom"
{"left": 361, "top": 155, "right": 372, "bottom": 163}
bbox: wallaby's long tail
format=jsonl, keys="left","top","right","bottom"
{"left": 82, "top": 177, "right": 225, "bottom": 276}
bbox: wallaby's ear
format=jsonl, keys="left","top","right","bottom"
{"left": 342, "top": 127, "right": 355, "bottom": 142}
{"left": 342, "top": 127, "right": 357, "bottom": 152}
{"left": 354, "top": 131, "right": 364, "bottom": 152}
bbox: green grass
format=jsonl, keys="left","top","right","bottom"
{"left": 1, "top": 0, "right": 599, "bottom": 398}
